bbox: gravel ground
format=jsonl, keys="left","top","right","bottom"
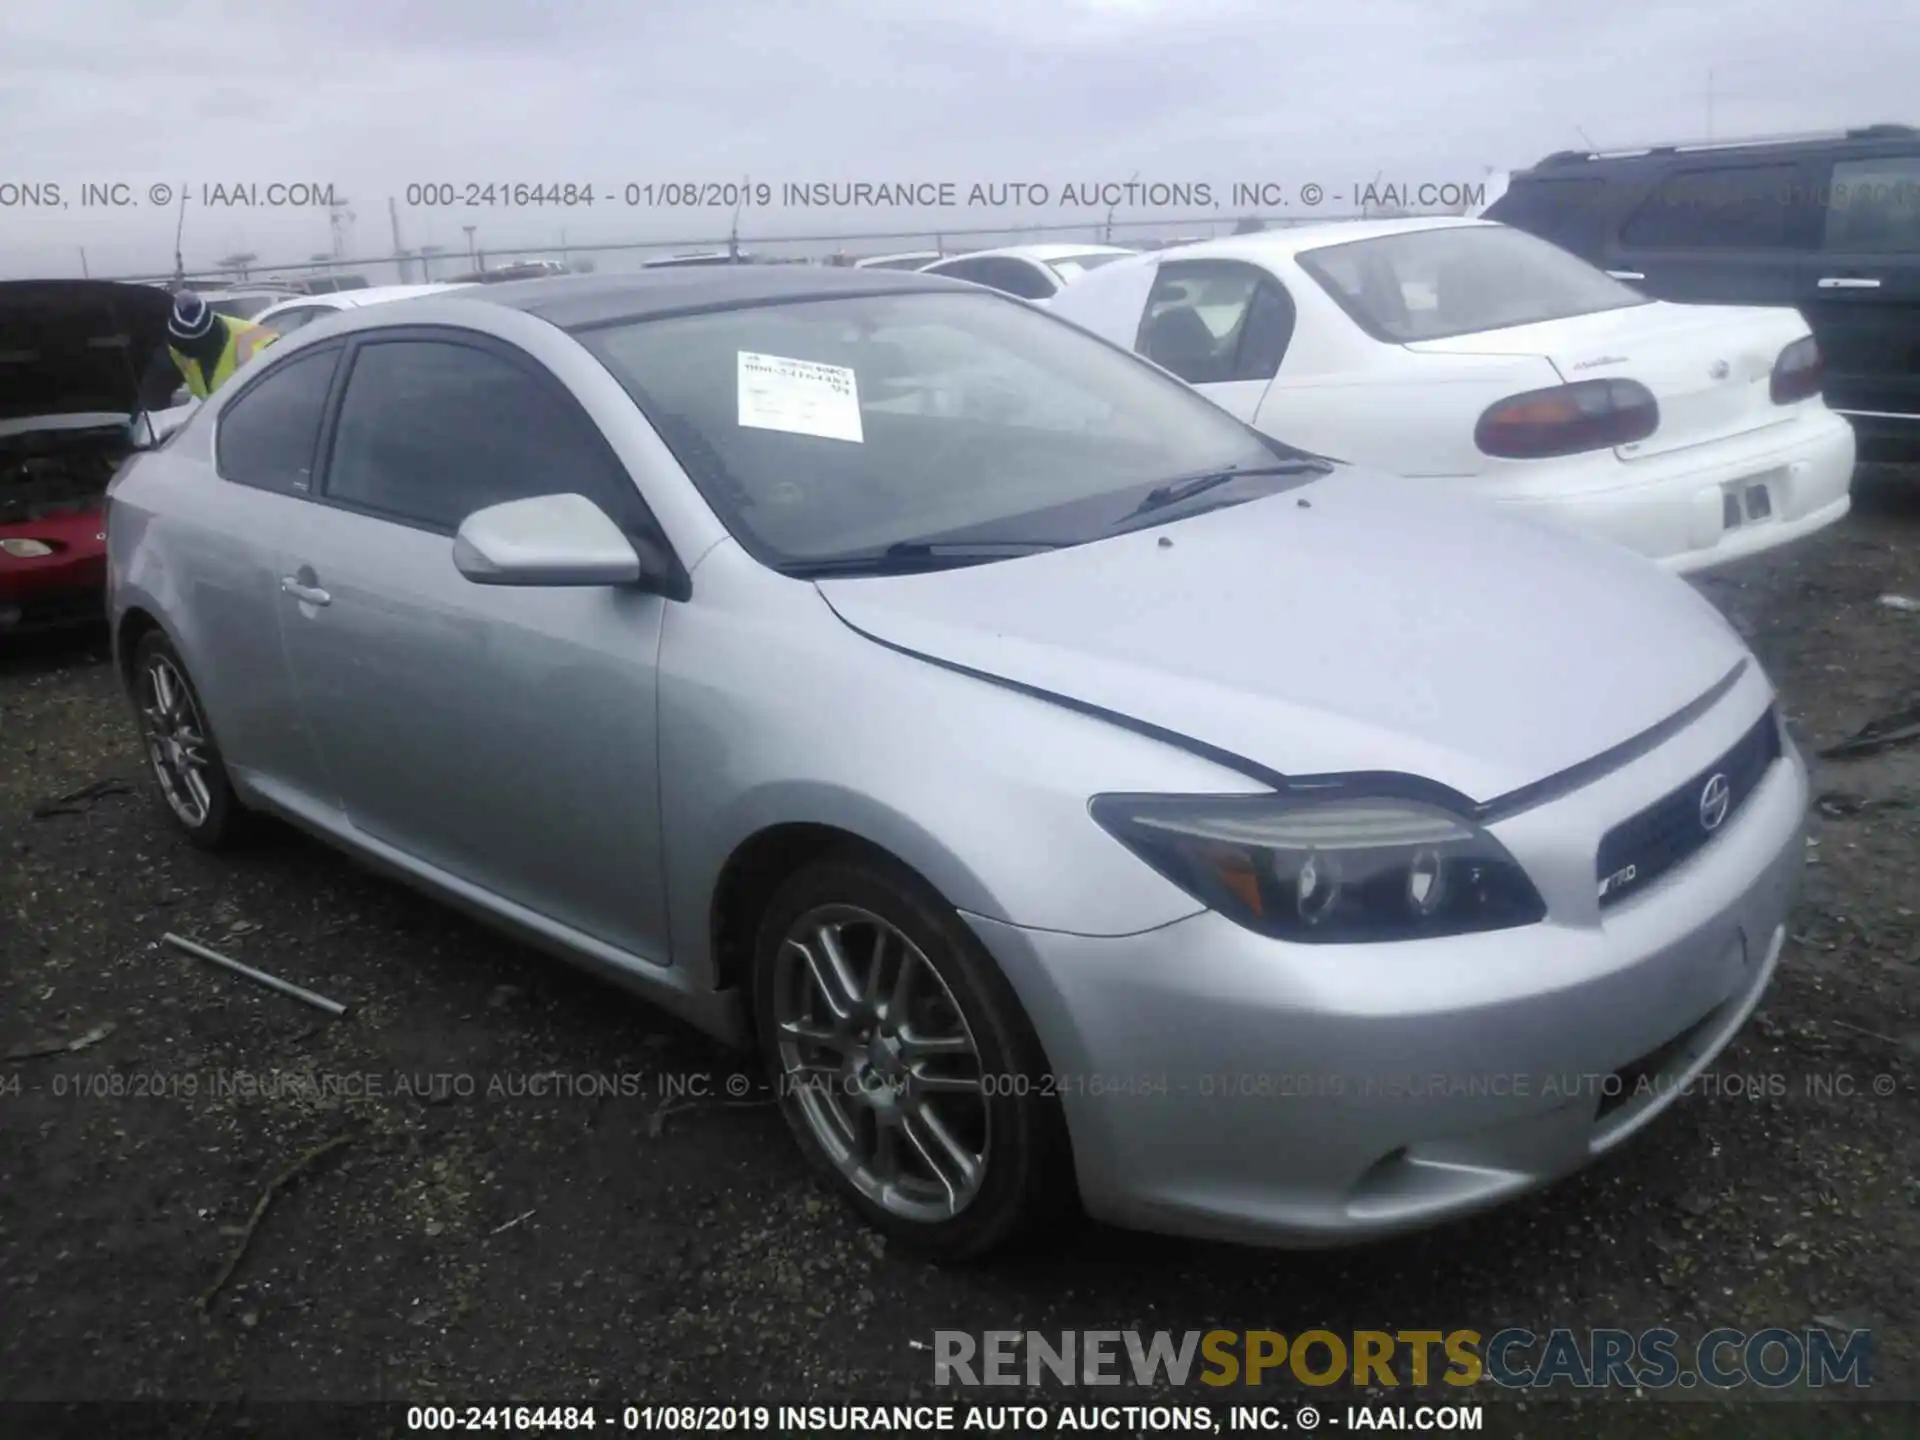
{"left": 2, "top": 472, "right": 1916, "bottom": 1439}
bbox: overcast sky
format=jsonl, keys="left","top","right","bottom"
{"left": 4, "top": 0, "right": 1914, "bottom": 279}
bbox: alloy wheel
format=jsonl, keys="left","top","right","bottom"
{"left": 771, "top": 904, "right": 989, "bottom": 1223}
{"left": 139, "top": 655, "right": 213, "bottom": 828}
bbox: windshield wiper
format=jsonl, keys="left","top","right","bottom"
{"left": 785, "top": 538, "right": 1065, "bottom": 578}
{"left": 884, "top": 538, "right": 1065, "bottom": 558}
{"left": 1120, "top": 459, "right": 1334, "bottom": 521}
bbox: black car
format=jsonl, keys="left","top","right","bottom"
{"left": 1486, "top": 123, "right": 1920, "bottom": 459}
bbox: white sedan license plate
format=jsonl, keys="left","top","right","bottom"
{"left": 1722, "top": 478, "right": 1775, "bottom": 529}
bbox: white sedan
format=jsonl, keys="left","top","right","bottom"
{"left": 254, "top": 281, "right": 476, "bottom": 336}
{"left": 1046, "top": 218, "right": 1856, "bottom": 572}
{"left": 919, "top": 244, "right": 1136, "bottom": 304}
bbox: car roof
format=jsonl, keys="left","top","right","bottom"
{"left": 929, "top": 243, "right": 1136, "bottom": 264}
{"left": 1516, "top": 122, "right": 1920, "bottom": 174}
{"left": 253, "top": 284, "right": 472, "bottom": 320}
{"left": 320, "top": 283, "right": 475, "bottom": 307}
{"left": 418, "top": 264, "right": 970, "bottom": 330}
{"left": 1135, "top": 216, "right": 1496, "bottom": 266}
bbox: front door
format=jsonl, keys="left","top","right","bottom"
{"left": 275, "top": 329, "right": 673, "bottom": 965}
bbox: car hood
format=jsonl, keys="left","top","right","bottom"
{"left": 0, "top": 280, "right": 175, "bottom": 425}
{"left": 816, "top": 469, "right": 1749, "bottom": 804}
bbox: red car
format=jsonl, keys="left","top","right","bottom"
{"left": 1, "top": 280, "right": 178, "bottom": 635}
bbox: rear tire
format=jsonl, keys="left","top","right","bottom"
{"left": 750, "top": 854, "right": 1073, "bottom": 1261}
{"left": 129, "top": 630, "right": 248, "bottom": 850}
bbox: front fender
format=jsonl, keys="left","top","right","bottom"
{"left": 656, "top": 597, "right": 1257, "bottom": 985}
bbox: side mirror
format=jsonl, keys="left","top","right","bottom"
{"left": 128, "top": 400, "right": 197, "bottom": 450}
{"left": 452, "top": 493, "right": 646, "bottom": 587}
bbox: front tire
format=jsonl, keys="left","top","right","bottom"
{"left": 130, "top": 630, "right": 247, "bottom": 850}
{"left": 751, "top": 855, "right": 1071, "bottom": 1261}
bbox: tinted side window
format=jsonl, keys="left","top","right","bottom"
{"left": 1824, "top": 155, "right": 1920, "bottom": 253}
{"left": 979, "top": 259, "right": 1057, "bottom": 300}
{"left": 1233, "top": 278, "right": 1296, "bottom": 380}
{"left": 323, "top": 339, "right": 625, "bottom": 531}
{"left": 1138, "top": 262, "right": 1290, "bottom": 384}
{"left": 215, "top": 346, "right": 341, "bottom": 494}
{"left": 927, "top": 258, "right": 992, "bottom": 285}
{"left": 1619, "top": 164, "right": 1800, "bottom": 249}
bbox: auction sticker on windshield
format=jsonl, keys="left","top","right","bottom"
{"left": 738, "top": 351, "right": 864, "bottom": 443}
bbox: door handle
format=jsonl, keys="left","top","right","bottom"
{"left": 1606, "top": 270, "right": 1646, "bottom": 281}
{"left": 281, "top": 577, "right": 331, "bottom": 606}
{"left": 1817, "top": 276, "right": 1881, "bottom": 289}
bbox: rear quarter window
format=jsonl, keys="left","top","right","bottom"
{"left": 215, "top": 345, "right": 341, "bottom": 493}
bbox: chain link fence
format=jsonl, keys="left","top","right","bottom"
{"left": 101, "top": 207, "right": 1446, "bottom": 288}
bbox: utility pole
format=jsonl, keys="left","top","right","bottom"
{"left": 389, "top": 196, "right": 408, "bottom": 283}
{"left": 462, "top": 224, "right": 478, "bottom": 265}
{"left": 78, "top": 246, "right": 89, "bottom": 277}
{"left": 1106, "top": 170, "right": 1138, "bottom": 244}
{"left": 1706, "top": 70, "right": 1714, "bottom": 139}
{"left": 328, "top": 198, "right": 356, "bottom": 259}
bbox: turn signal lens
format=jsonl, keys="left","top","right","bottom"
{"left": 1770, "top": 336, "right": 1823, "bottom": 405}
{"left": 1475, "top": 378, "right": 1659, "bottom": 459}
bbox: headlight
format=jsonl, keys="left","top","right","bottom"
{"left": 1, "top": 538, "right": 56, "bottom": 558}
{"left": 1090, "top": 792, "right": 1547, "bottom": 943}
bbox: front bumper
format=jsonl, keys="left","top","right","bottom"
{"left": 0, "top": 511, "right": 108, "bottom": 633}
{"left": 1491, "top": 411, "right": 1855, "bottom": 574}
{"left": 966, "top": 719, "right": 1809, "bottom": 1248}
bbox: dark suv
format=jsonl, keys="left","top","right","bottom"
{"left": 1486, "top": 124, "right": 1920, "bottom": 458}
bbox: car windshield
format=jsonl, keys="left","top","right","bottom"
{"left": 1295, "top": 224, "right": 1647, "bottom": 343}
{"left": 1046, "top": 252, "right": 1131, "bottom": 281}
{"left": 577, "top": 289, "right": 1295, "bottom": 571}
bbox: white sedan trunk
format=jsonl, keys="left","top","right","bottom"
{"left": 1404, "top": 301, "right": 1811, "bottom": 460}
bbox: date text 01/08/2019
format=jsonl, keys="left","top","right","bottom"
{"left": 394, "top": 180, "right": 1490, "bottom": 211}
{"left": 402, "top": 1402, "right": 1482, "bottom": 1433}
{"left": 404, "top": 1406, "right": 778, "bottom": 1431}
